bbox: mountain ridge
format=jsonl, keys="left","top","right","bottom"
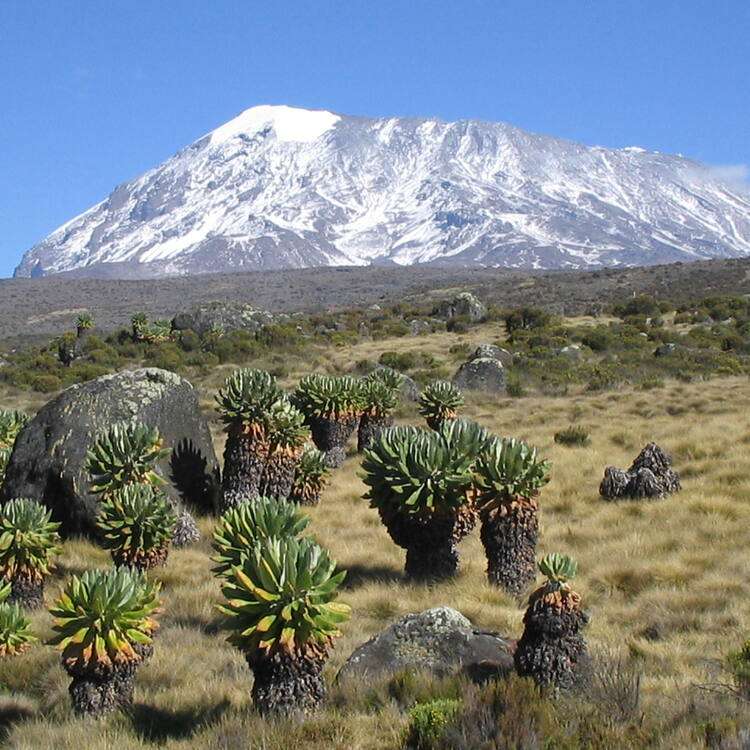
{"left": 14, "top": 105, "right": 750, "bottom": 278}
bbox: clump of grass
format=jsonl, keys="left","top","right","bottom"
{"left": 554, "top": 425, "right": 591, "bottom": 447}
{"left": 404, "top": 698, "right": 461, "bottom": 750}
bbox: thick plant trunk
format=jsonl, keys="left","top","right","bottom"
{"left": 514, "top": 592, "right": 590, "bottom": 691}
{"left": 66, "top": 645, "right": 152, "bottom": 717}
{"left": 258, "top": 453, "right": 299, "bottom": 501}
{"left": 357, "top": 415, "right": 393, "bottom": 453}
{"left": 111, "top": 544, "right": 169, "bottom": 572}
{"left": 220, "top": 428, "right": 266, "bottom": 511}
{"left": 289, "top": 482, "right": 321, "bottom": 507}
{"left": 309, "top": 416, "right": 358, "bottom": 468}
{"left": 380, "top": 506, "right": 477, "bottom": 582}
{"left": 249, "top": 651, "right": 326, "bottom": 716}
{"left": 480, "top": 497, "right": 538, "bottom": 595}
{"left": 8, "top": 575, "right": 44, "bottom": 610}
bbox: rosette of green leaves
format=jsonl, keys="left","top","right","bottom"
{"left": 212, "top": 496, "right": 310, "bottom": 577}
{"left": 87, "top": 422, "right": 168, "bottom": 496}
{"left": 96, "top": 484, "right": 176, "bottom": 568}
{"left": 418, "top": 381, "right": 464, "bottom": 428}
{"left": 215, "top": 369, "right": 284, "bottom": 429}
{"left": 293, "top": 374, "right": 363, "bottom": 420}
{"left": 361, "top": 424, "right": 476, "bottom": 516}
{"left": 0, "top": 498, "right": 61, "bottom": 583}
{"left": 0, "top": 602, "right": 36, "bottom": 656}
{"left": 218, "top": 536, "right": 350, "bottom": 660}
{"left": 474, "top": 437, "right": 551, "bottom": 512}
{"left": 0, "top": 410, "right": 29, "bottom": 450}
{"left": 48, "top": 568, "right": 161, "bottom": 670}
{"left": 538, "top": 553, "right": 577, "bottom": 588}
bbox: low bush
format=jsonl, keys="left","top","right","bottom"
{"left": 554, "top": 425, "right": 591, "bottom": 447}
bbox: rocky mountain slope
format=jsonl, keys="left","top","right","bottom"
{"left": 14, "top": 105, "right": 750, "bottom": 278}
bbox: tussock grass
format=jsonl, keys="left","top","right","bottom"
{"left": 0, "top": 350, "right": 749, "bottom": 746}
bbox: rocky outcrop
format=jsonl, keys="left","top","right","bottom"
{"left": 172, "top": 301, "right": 274, "bottom": 336}
{"left": 338, "top": 607, "right": 514, "bottom": 682}
{"left": 599, "top": 443, "right": 681, "bottom": 500}
{"left": 471, "top": 344, "right": 513, "bottom": 366}
{"left": 453, "top": 357, "right": 506, "bottom": 393}
{"left": 436, "top": 292, "right": 487, "bottom": 323}
{"left": 2, "top": 368, "right": 219, "bottom": 535}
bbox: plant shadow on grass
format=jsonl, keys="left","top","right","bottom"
{"left": 0, "top": 702, "right": 35, "bottom": 741}
{"left": 340, "top": 563, "right": 402, "bottom": 590}
{"left": 166, "top": 615, "right": 223, "bottom": 635}
{"left": 130, "top": 699, "right": 231, "bottom": 742}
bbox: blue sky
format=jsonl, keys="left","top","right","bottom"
{"left": 1, "top": 0, "right": 748, "bottom": 278}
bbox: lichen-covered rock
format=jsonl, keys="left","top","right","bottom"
{"left": 453, "top": 357, "right": 506, "bottom": 393}
{"left": 471, "top": 344, "right": 513, "bottom": 366}
{"left": 654, "top": 343, "right": 677, "bottom": 357}
{"left": 172, "top": 301, "right": 274, "bottom": 336}
{"left": 436, "top": 292, "right": 487, "bottom": 323}
{"left": 2, "top": 368, "right": 219, "bottom": 535}
{"left": 338, "top": 607, "right": 514, "bottom": 681}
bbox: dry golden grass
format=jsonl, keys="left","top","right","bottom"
{"left": 0, "top": 327, "right": 749, "bottom": 748}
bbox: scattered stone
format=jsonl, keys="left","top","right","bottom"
{"left": 599, "top": 443, "right": 681, "bottom": 500}
{"left": 2, "top": 368, "right": 220, "bottom": 535}
{"left": 471, "top": 344, "right": 513, "bottom": 366}
{"left": 559, "top": 344, "right": 583, "bottom": 359}
{"left": 453, "top": 357, "right": 506, "bottom": 393}
{"left": 654, "top": 343, "right": 677, "bottom": 357}
{"left": 435, "top": 292, "right": 487, "bottom": 323}
{"left": 408, "top": 319, "right": 431, "bottom": 337}
{"left": 338, "top": 607, "right": 514, "bottom": 682}
{"left": 172, "top": 301, "right": 274, "bottom": 336}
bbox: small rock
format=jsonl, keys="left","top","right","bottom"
{"left": 559, "top": 344, "right": 583, "bottom": 359}
{"left": 654, "top": 343, "right": 677, "bottom": 357}
{"left": 338, "top": 607, "right": 514, "bottom": 681}
{"left": 453, "top": 357, "right": 506, "bottom": 393}
{"left": 408, "top": 319, "right": 431, "bottom": 337}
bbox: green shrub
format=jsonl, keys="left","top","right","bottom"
{"left": 30, "top": 374, "right": 62, "bottom": 393}
{"left": 405, "top": 699, "right": 461, "bottom": 750}
{"left": 379, "top": 351, "right": 417, "bottom": 372}
{"left": 554, "top": 425, "right": 591, "bottom": 447}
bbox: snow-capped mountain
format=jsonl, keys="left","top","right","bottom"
{"left": 14, "top": 104, "right": 750, "bottom": 278}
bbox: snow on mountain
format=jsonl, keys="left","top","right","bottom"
{"left": 14, "top": 105, "right": 750, "bottom": 278}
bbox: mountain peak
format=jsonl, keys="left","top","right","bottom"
{"left": 207, "top": 104, "right": 341, "bottom": 146}
{"left": 14, "top": 107, "right": 750, "bottom": 279}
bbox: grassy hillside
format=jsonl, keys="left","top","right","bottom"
{"left": 0, "top": 311, "right": 748, "bottom": 748}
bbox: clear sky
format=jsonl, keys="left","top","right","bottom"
{"left": 1, "top": 0, "right": 748, "bottom": 278}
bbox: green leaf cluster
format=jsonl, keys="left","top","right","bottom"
{"left": 360, "top": 369, "right": 403, "bottom": 417}
{"left": 212, "top": 496, "right": 310, "bottom": 577}
{"left": 96, "top": 484, "right": 176, "bottom": 568}
{"left": 0, "top": 498, "right": 61, "bottom": 582}
{"left": 0, "top": 602, "right": 36, "bottom": 656}
{"left": 418, "top": 381, "right": 464, "bottom": 427}
{"left": 48, "top": 567, "right": 160, "bottom": 669}
{"left": 475, "top": 438, "right": 551, "bottom": 511}
{"left": 361, "top": 422, "right": 483, "bottom": 516}
{"left": 215, "top": 368, "right": 284, "bottom": 428}
{"left": 293, "top": 374, "right": 363, "bottom": 419}
{"left": 87, "top": 422, "right": 168, "bottom": 496}
{"left": 538, "top": 553, "right": 578, "bottom": 587}
{"left": 218, "top": 536, "right": 349, "bottom": 659}
{"left": 0, "top": 409, "right": 29, "bottom": 450}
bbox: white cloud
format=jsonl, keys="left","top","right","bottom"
{"left": 707, "top": 164, "right": 750, "bottom": 192}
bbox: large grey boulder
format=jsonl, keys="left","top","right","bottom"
{"left": 436, "top": 292, "right": 487, "bottom": 323}
{"left": 453, "top": 357, "right": 506, "bottom": 393}
{"left": 172, "top": 301, "right": 274, "bottom": 336}
{"left": 2, "top": 368, "right": 219, "bottom": 535}
{"left": 471, "top": 344, "right": 513, "bottom": 366}
{"left": 338, "top": 607, "right": 514, "bottom": 682}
